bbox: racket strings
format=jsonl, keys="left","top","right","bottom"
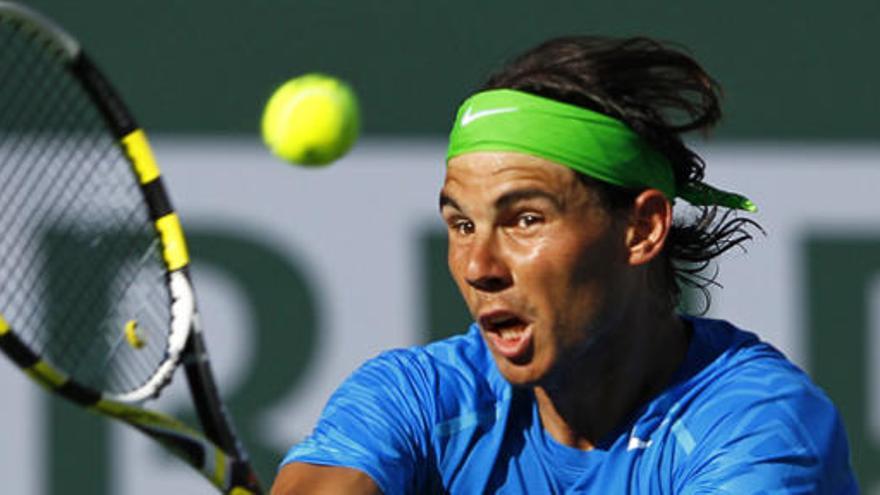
{"left": 1, "top": 84, "right": 102, "bottom": 256}
{"left": 0, "top": 30, "right": 68, "bottom": 195}
{"left": 0, "top": 27, "right": 93, "bottom": 232}
{"left": 86, "top": 266, "right": 173, "bottom": 391}
{"left": 1, "top": 38, "right": 110, "bottom": 305}
{"left": 25, "top": 142, "right": 166, "bottom": 392}
{"left": 0, "top": 23, "right": 82, "bottom": 305}
{"left": 5, "top": 112, "right": 167, "bottom": 395}
{"left": 0, "top": 16, "right": 174, "bottom": 397}
{"left": 66, "top": 238, "right": 169, "bottom": 388}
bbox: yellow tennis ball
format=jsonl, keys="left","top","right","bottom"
{"left": 261, "top": 73, "right": 360, "bottom": 166}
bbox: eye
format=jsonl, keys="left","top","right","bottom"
{"left": 450, "top": 218, "right": 475, "bottom": 235}
{"left": 516, "top": 213, "right": 543, "bottom": 229}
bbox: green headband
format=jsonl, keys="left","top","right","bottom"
{"left": 446, "top": 89, "right": 756, "bottom": 212}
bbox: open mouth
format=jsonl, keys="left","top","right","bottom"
{"left": 479, "top": 311, "right": 532, "bottom": 360}
{"left": 481, "top": 313, "right": 527, "bottom": 338}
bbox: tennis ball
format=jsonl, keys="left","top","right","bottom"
{"left": 261, "top": 73, "right": 360, "bottom": 166}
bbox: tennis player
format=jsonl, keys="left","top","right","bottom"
{"left": 272, "top": 36, "right": 858, "bottom": 494}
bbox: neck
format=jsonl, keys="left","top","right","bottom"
{"left": 533, "top": 300, "right": 689, "bottom": 450}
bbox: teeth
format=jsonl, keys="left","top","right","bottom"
{"left": 499, "top": 328, "right": 522, "bottom": 340}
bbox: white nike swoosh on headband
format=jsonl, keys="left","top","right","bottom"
{"left": 460, "top": 106, "right": 518, "bottom": 126}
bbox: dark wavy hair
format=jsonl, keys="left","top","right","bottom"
{"left": 480, "top": 36, "right": 762, "bottom": 312}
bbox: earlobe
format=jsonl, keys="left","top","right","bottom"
{"left": 626, "top": 189, "right": 672, "bottom": 266}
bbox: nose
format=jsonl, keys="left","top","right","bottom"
{"left": 464, "top": 233, "right": 512, "bottom": 293}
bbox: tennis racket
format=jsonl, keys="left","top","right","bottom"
{"left": 0, "top": 3, "right": 262, "bottom": 493}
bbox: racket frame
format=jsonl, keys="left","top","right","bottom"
{"left": 0, "top": 3, "right": 262, "bottom": 493}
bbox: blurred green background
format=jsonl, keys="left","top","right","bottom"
{"left": 25, "top": 0, "right": 880, "bottom": 139}
{"left": 4, "top": 1, "right": 878, "bottom": 493}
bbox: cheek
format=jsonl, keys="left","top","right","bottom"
{"left": 446, "top": 242, "right": 476, "bottom": 306}
{"left": 446, "top": 242, "right": 465, "bottom": 285}
{"left": 521, "top": 233, "right": 595, "bottom": 286}
{"left": 527, "top": 236, "right": 616, "bottom": 323}
{"left": 508, "top": 245, "right": 580, "bottom": 320}
{"left": 566, "top": 240, "right": 629, "bottom": 324}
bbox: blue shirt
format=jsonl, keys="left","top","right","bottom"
{"left": 282, "top": 317, "right": 858, "bottom": 493}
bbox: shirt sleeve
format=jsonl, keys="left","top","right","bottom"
{"left": 676, "top": 367, "right": 858, "bottom": 494}
{"left": 280, "top": 349, "right": 436, "bottom": 494}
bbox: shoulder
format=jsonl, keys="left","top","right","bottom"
{"left": 682, "top": 317, "right": 834, "bottom": 418}
{"left": 281, "top": 325, "right": 500, "bottom": 493}
{"left": 672, "top": 317, "right": 857, "bottom": 493}
{"left": 348, "top": 323, "right": 486, "bottom": 376}
{"left": 420, "top": 323, "right": 503, "bottom": 389}
{"left": 332, "top": 323, "right": 504, "bottom": 420}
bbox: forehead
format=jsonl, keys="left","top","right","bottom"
{"left": 443, "top": 151, "right": 580, "bottom": 197}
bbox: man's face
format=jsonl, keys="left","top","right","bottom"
{"left": 440, "top": 152, "right": 631, "bottom": 387}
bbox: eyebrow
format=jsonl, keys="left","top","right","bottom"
{"left": 494, "top": 189, "right": 564, "bottom": 212}
{"left": 439, "top": 193, "right": 460, "bottom": 212}
{"left": 439, "top": 188, "right": 563, "bottom": 213}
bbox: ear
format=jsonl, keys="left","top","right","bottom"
{"left": 625, "top": 189, "right": 673, "bottom": 266}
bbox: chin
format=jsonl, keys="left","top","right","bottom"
{"left": 492, "top": 355, "right": 550, "bottom": 388}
